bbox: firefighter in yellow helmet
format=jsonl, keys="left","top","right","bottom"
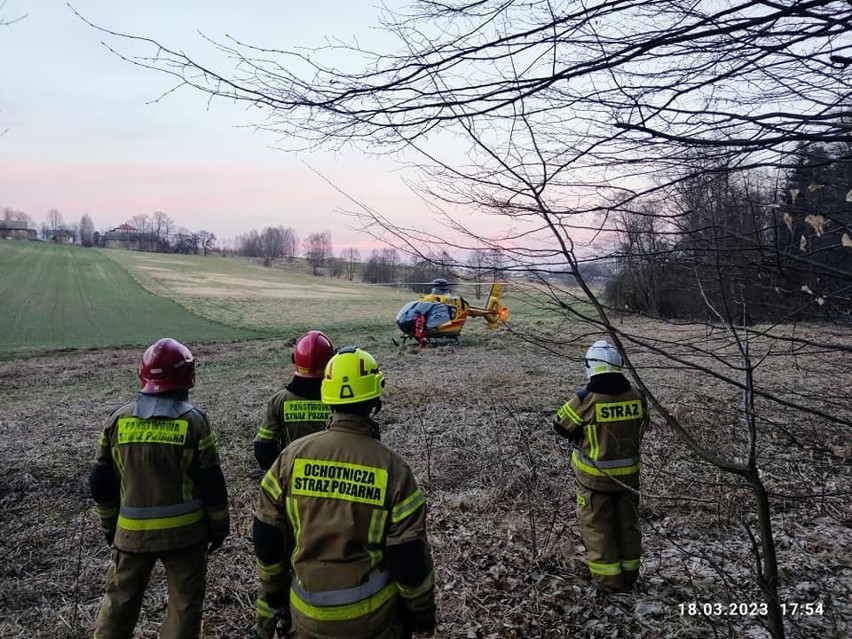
{"left": 553, "top": 340, "right": 649, "bottom": 593}
{"left": 251, "top": 346, "right": 436, "bottom": 639}
{"left": 254, "top": 330, "right": 335, "bottom": 470}
{"left": 89, "top": 338, "right": 230, "bottom": 638}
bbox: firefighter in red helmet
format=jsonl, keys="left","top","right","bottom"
{"left": 254, "top": 330, "right": 335, "bottom": 470}
{"left": 89, "top": 338, "right": 230, "bottom": 638}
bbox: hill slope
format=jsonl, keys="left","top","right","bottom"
{"left": 0, "top": 242, "right": 258, "bottom": 357}
{"left": 104, "top": 249, "right": 417, "bottom": 337}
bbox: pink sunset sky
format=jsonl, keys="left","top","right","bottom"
{"left": 0, "top": 0, "right": 464, "bottom": 251}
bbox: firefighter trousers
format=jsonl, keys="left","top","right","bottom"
{"left": 93, "top": 542, "right": 208, "bottom": 639}
{"left": 576, "top": 485, "right": 641, "bottom": 592}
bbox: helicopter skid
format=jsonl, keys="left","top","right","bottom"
{"left": 401, "top": 333, "right": 461, "bottom": 347}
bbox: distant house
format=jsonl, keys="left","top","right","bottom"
{"left": 0, "top": 220, "right": 38, "bottom": 241}
{"left": 103, "top": 223, "right": 143, "bottom": 250}
{"left": 49, "top": 229, "right": 75, "bottom": 244}
{"left": 102, "top": 223, "right": 165, "bottom": 252}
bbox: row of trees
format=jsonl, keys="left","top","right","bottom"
{"left": 606, "top": 143, "right": 852, "bottom": 323}
{"left": 2, "top": 207, "right": 341, "bottom": 265}
{"left": 7, "top": 204, "right": 454, "bottom": 281}
{"left": 1, "top": 207, "right": 216, "bottom": 253}
{"left": 6, "top": 201, "right": 518, "bottom": 288}
{"left": 233, "top": 228, "right": 506, "bottom": 285}
{"left": 232, "top": 227, "right": 335, "bottom": 274}
{"left": 360, "top": 246, "right": 509, "bottom": 291}
{"left": 109, "top": 212, "right": 217, "bottom": 255}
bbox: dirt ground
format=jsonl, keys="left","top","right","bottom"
{"left": 0, "top": 324, "right": 849, "bottom": 638}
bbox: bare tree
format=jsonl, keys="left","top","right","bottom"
{"left": 218, "top": 236, "right": 236, "bottom": 255}
{"left": 381, "top": 247, "right": 399, "bottom": 281}
{"left": 129, "top": 213, "right": 156, "bottom": 250}
{"left": 484, "top": 248, "right": 507, "bottom": 282}
{"left": 152, "top": 210, "right": 173, "bottom": 247}
{"left": 129, "top": 213, "right": 150, "bottom": 235}
{"left": 47, "top": 209, "right": 64, "bottom": 234}
{"left": 198, "top": 229, "right": 216, "bottom": 256}
{"left": 303, "top": 231, "right": 332, "bottom": 276}
{"left": 235, "top": 229, "right": 261, "bottom": 257}
{"left": 362, "top": 249, "right": 388, "bottom": 284}
{"left": 281, "top": 227, "right": 298, "bottom": 262}
{"left": 235, "top": 226, "right": 295, "bottom": 264}
{"left": 465, "top": 249, "right": 489, "bottom": 298}
{"left": 341, "top": 247, "right": 361, "bottom": 281}
{"left": 262, "top": 226, "right": 286, "bottom": 261}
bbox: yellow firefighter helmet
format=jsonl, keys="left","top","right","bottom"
{"left": 321, "top": 346, "right": 385, "bottom": 405}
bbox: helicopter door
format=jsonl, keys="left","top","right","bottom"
{"left": 424, "top": 303, "right": 453, "bottom": 329}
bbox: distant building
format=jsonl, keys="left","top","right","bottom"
{"left": 49, "top": 229, "right": 75, "bottom": 244}
{"left": 103, "top": 223, "right": 144, "bottom": 250}
{"left": 0, "top": 220, "right": 38, "bottom": 241}
{"left": 101, "top": 223, "right": 166, "bottom": 252}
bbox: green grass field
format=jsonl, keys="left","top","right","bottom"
{"left": 0, "top": 242, "right": 259, "bottom": 358}
{"left": 0, "top": 241, "right": 555, "bottom": 359}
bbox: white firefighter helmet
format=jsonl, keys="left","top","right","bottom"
{"left": 584, "top": 340, "right": 623, "bottom": 378}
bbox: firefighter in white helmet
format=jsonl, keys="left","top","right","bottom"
{"left": 251, "top": 346, "right": 436, "bottom": 638}
{"left": 553, "top": 340, "right": 649, "bottom": 593}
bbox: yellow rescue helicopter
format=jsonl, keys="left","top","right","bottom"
{"left": 395, "top": 278, "right": 508, "bottom": 346}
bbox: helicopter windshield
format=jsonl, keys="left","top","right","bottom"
{"left": 429, "top": 278, "right": 451, "bottom": 295}
{"left": 396, "top": 301, "right": 456, "bottom": 330}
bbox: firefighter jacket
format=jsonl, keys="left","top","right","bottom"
{"left": 254, "top": 412, "right": 435, "bottom": 637}
{"left": 254, "top": 377, "right": 331, "bottom": 471}
{"left": 554, "top": 374, "right": 649, "bottom": 492}
{"left": 89, "top": 394, "right": 231, "bottom": 553}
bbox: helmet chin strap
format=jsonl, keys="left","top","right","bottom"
{"left": 370, "top": 398, "right": 383, "bottom": 417}
{"left": 368, "top": 399, "right": 383, "bottom": 440}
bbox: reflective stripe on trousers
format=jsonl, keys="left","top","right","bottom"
{"left": 588, "top": 560, "right": 622, "bottom": 576}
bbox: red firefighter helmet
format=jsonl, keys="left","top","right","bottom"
{"left": 138, "top": 338, "right": 196, "bottom": 393}
{"left": 293, "top": 330, "right": 335, "bottom": 378}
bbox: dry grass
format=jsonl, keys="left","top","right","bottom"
{"left": 0, "top": 321, "right": 849, "bottom": 638}
{"left": 104, "top": 250, "right": 415, "bottom": 335}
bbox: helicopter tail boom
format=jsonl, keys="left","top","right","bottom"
{"left": 468, "top": 283, "right": 508, "bottom": 328}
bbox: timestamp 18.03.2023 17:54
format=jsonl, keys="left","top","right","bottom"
{"left": 678, "top": 601, "right": 824, "bottom": 617}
